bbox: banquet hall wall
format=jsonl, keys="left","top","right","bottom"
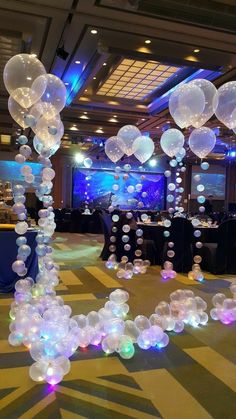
{"left": 1, "top": 151, "right": 235, "bottom": 211}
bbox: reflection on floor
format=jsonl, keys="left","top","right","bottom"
{"left": 0, "top": 233, "right": 236, "bottom": 418}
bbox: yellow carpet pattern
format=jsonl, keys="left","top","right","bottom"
{"left": 0, "top": 233, "right": 236, "bottom": 418}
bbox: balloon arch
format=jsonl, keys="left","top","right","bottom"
{"left": 4, "top": 54, "right": 236, "bottom": 385}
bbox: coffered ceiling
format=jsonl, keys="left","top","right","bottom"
{"left": 0, "top": 0, "right": 236, "bottom": 159}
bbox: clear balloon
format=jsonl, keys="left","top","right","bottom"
{"left": 8, "top": 96, "right": 42, "bottom": 129}
{"left": 132, "top": 135, "right": 155, "bottom": 163}
{"left": 189, "top": 79, "right": 218, "bottom": 128}
{"left": 118, "top": 125, "right": 141, "bottom": 156}
{"left": 189, "top": 127, "right": 216, "bottom": 158}
{"left": 105, "top": 136, "right": 124, "bottom": 162}
{"left": 3, "top": 54, "right": 46, "bottom": 108}
{"left": 160, "top": 129, "right": 184, "bottom": 157}
{"left": 214, "top": 81, "right": 236, "bottom": 129}
{"left": 34, "top": 74, "right": 67, "bottom": 118}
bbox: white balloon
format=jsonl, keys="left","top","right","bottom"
{"left": 105, "top": 136, "right": 124, "bottom": 162}
{"left": 132, "top": 135, "right": 154, "bottom": 163}
{"left": 189, "top": 79, "right": 218, "bottom": 128}
{"left": 118, "top": 125, "right": 141, "bottom": 156}
{"left": 160, "top": 129, "right": 184, "bottom": 157}
{"left": 169, "top": 83, "right": 205, "bottom": 127}
{"left": 189, "top": 127, "right": 216, "bottom": 158}
{"left": 214, "top": 81, "right": 236, "bottom": 129}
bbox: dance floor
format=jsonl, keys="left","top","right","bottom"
{"left": 0, "top": 233, "right": 236, "bottom": 418}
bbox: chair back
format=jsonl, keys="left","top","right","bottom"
{"left": 216, "top": 219, "right": 236, "bottom": 273}
{"left": 166, "top": 217, "right": 194, "bottom": 272}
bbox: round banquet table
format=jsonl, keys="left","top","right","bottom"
{"left": 0, "top": 230, "right": 38, "bottom": 293}
{"left": 138, "top": 222, "right": 218, "bottom": 265}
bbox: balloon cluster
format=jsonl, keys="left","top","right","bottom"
{"left": 106, "top": 254, "right": 150, "bottom": 280}
{"left": 105, "top": 125, "right": 154, "bottom": 164}
{"left": 4, "top": 54, "right": 66, "bottom": 157}
{"left": 160, "top": 261, "right": 177, "bottom": 281}
{"left": 210, "top": 285, "right": 236, "bottom": 325}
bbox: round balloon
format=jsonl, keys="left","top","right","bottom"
{"left": 189, "top": 127, "right": 216, "bottom": 158}
{"left": 33, "top": 135, "right": 61, "bottom": 157}
{"left": 132, "top": 135, "right": 154, "bottom": 163}
{"left": 33, "top": 115, "right": 64, "bottom": 144}
{"left": 3, "top": 54, "right": 46, "bottom": 108}
{"left": 118, "top": 125, "right": 141, "bottom": 156}
{"left": 160, "top": 129, "right": 184, "bottom": 157}
{"left": 189, "top": 79, "right": 218, "bottom": 128}
{"left": 34, "top": 74, "right": 67, "bottom": 118}
{"left": 84, "top": 158, "right": 93, "bottom": 168}
{"left": 105, "top": 136, "right": 124, "bottom": 162}
{"left": 169, "top": 83, "right": 205, "bottom": 128}
{"left": 8, "top": 96, "right": 42, "bottom": 129}
{"left": 214, "top": 81, "right": 236, "bottom": 129}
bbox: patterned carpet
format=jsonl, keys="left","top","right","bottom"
{"left": 0, "top": 233, "right": 236, "bottom": 419}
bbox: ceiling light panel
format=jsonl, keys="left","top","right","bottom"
{"left": 97, "top": 59, "right": 179, "bottom": 100}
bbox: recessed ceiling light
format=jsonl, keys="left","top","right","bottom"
{"left": 194, "top": 48, "right": 200, "bottom": 53}
{"left": 113, "top": 115, "right": 117, "bottom": 118}
{"left": 156, "top": 126, "right": 159, "bottom": 128}
{"left": 93, "top": 77, "right": 96, "bottom": 80}
{"left": 91, "top": 29, "right": 98, "bottom": 35}
{"left": 85, "top": 89, "right": 88, "bottom": 92}
{"left": 26, "top": 77, "right": 32, "bottom": 81}
{"left": 141, "top": 118, "right": 145, "bottom": 121}
{"left": 70, "top": 126, "right": 79, "bottom": 131}
{"left": 80, "top": 115, "right": 89, "bottom": 120}
{"left": 96, "top": 128, "right": 104, "bottom": 133}
{"left": 65, "top": 82, "right": 69, "bottom": 85}
{"left": 75, "top": 60, "right": 81, "bottom": 64}
{"left": 84, "top": 112, "right": 88, "bottom": 114}
{"left": 103, "top": 62, "right": 107, "bottom": 66}
{"left": 109, "top": 118, "right": 118, "bottom": 123}
{"left": 145, "top": 39, "right": 151, "bottom": 44}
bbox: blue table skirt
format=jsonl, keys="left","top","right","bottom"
{"left": 0, "top": 230, "right": 38, "bottom": 293}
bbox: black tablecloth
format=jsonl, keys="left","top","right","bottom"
{"left": 139, "top": 223, "right": 218, "bottom": 264}
{"left": 0, "top": 230, "right": 38, "bottom": 293}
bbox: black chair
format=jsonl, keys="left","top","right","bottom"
{"left": 163, "top": 218, "right": 194, "bottom": 273}
{"left": 99, "top": 213, "right": 112, "bottom": 260}
{"left": 199, "top": 219, "right": 236, "bottom": 274}
{"left": 70, "top": 209, "right": 82, "bottom": 233}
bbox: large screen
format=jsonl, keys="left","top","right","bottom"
{"left": 72, "top": 169, "right": 166, "bottom": 210}
{"left": 191, "top": 166, "right": 226, "bottom": 199}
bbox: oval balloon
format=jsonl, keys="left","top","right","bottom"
{"left": 117, "top": 125, "right": 141, "bottom": 156}
{"left": 33, "top": 135, "right": 61, "bottom": 157}
{"left": 3, "top": 54, "right": 46, "bottom": 108}
{"left": 160, "top": 129, "right": 184, "bottom": 157}
{"left": 169, "top": 83, "right": 205, "bottom": 128}
{"left": 132, "top": 136, "right": 155, "bottom": 163}
{"left": 8, "top": 96, "right": 41, "bottom": 128}
{"left": 189, "top": 79, "right": 219, "bottom": 128}
{"left": 33, "top": 115, "right": 64, "bottom": 143}
{"left": 105, "top": 136, "right": 124, "bottom": 162}
{"left": 214, "top": 81, "right": 236, "bottom": 129}
{"left": 34, "top": 74, "right": 67, "bottom": 118}
{"left": 189, "top": 127, "right": 216, "bottom": 158}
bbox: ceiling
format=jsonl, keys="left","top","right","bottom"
{"left": 0, "top": 0, "right": 236, "bottom": 160}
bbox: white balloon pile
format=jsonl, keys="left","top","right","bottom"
{"left": 210, "top": 285, "right": 236, "bottom": 325}
{"left": 105, "top": 125, "right": 154, "bottom": 164}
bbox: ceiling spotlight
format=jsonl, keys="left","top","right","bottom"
{"left": 85, "top": 89, "right": 88, "bottom": 92}
{"left": 96, "top": 128, "right": 104, "bottom": 134}
{"left": 109, "top": 118, "right": 118, "bottom": 123}
{"left": 84, "top": 112, "right": 88, "bottom": 114}
{"left": 91, "top": 29, "right": 98, "bottom": 35}
{"left": 149, "top": 158, "right": 157, "bottom": 167}
{"left": 103, "top": 62, "right": 107, "bottom": 66}
{"left": 156, "top": 126, "right": 159, "bottom": 129}
{"left": 75, "top": 153, "right": 84, "bottom": 163}
{"left": 75, "top": 60, "right": 81, "bottom": 64}
{"left": 145, "top": 39, "right": 151, "bottom": 44}
{"left": 113, "top": 115, "right": 117, "bottom": 118}
{"left": 70, "top": 126, "right": 79, "bottom": 131}
{"left": 65, "top": 82, "right": 69, "bottom": 86}
{"left": 194, "top": 48, "right": 200, "bottom": 53}
{"left": 93, "top": 77, "right": 96, "bottom": 80}
{"left": 80, "top": 115, "right": 89, "bottom": 120}
{"left": 141, "top": 118, "right": 145, "bottom": 121}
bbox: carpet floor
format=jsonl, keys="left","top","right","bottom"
{"left": 0, "top": 233, "right": 236, "bottom": 419}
